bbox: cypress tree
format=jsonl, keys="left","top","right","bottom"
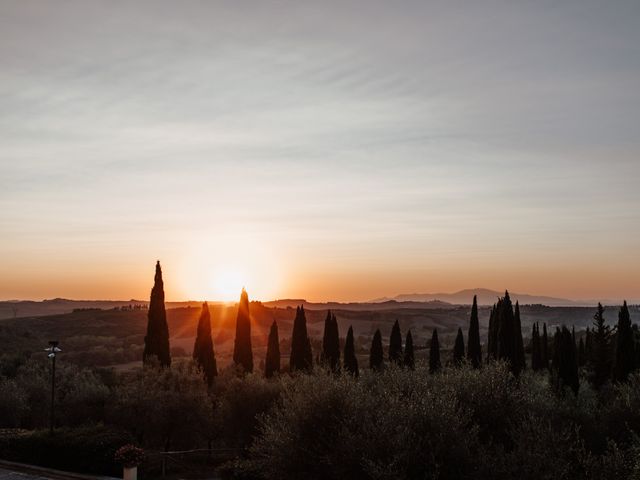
{"left": 467, "top": 295, "right": 482, "bottom": 368}
{"left": 584, "top": 327, "right": 593, "bottom": 366}
{"left": 531, "top": 323, "right": 540, "bottom": 371}
{"left": 578, "top": 337, "right": 586, "bottom": 367}
{"left": 513, "top": 301, "right": 526, "bottom": 375}
{"left": 193, "top": 302, "right": 217, "bottom": 385}
{"left": 496, "top": 294, "right": 515, "bottom": 366}
{"left": 541, "top": 322, "right": 549, "bottom": 370}
{"left": 429, "top": 329, "right": 441, "bottom": 373}
{"left": 613, "top": 301, "right": 636, "bottom": 383}
{"left": 389, "top": 319, "right": 403, "bottom": 365}
{"left": 265, "top": 320, "right": 280, "bottom": 378}
{"left": 552, "top": 326, "right": 579, "bottom": 396}
{"left": 143, "top": 261, "right": 171, "bottom": 367}
{"left": 321, "top": 311, "right": 340, "bottom": 372}
{"left": 404, "top": 330, "right": 415, "bottom": 370}
{"left": 369, "top": 329, "right": 384, "bottom": 371}
{"left": 232, "top": 288, "right": 253, "bottom": 373}
{"left": 487, "top": 304, "right": 498, "bottom": 361}
{"left": 591, "top": 303, "right": 613, "bottom": 389}
{"left": 453, "top": 327, "right": 465, "bottom": 365}
{"left": 290, "top": 306, "right": 313, "bottom": 372}
{"left": 343, "top": 325, "right": 359, "bottom": 377}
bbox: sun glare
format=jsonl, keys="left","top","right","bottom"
{"left": 212, "top": 268, "right": 246, "bottom": 302}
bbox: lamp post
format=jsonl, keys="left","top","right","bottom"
{"left": 45, "top": 341, "right": 61, "bottom": 435}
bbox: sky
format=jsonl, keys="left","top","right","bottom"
{"left": 1, "top": 0, "right": 639, "bottom": 302}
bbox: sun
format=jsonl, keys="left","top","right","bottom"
{"left": 211, "top": 268, "right": 246, "bottom": 302}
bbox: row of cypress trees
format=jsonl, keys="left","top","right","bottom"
{"left": 143, "top": 263, "right": 638, "bottom": 389}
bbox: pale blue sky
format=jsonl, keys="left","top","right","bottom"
{"left": 1, "top": 1, "right": 639, "bottom": 301}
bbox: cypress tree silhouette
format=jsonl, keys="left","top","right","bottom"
{"left": 591, "top": 303, "right": 613, "bottom": 389}
{"left": 369, "top": 329, "right": 384, "bottom": 371}
{"left": 542, "top": 322, "right": 549, "bottom": 370}
{"left": 513, "top": 301, "right": 526, "bottom": 375}
{"left": 429, "top": 329, "right": 441, "bottom": 373}
{"left": 389, "top": 319, "right": 403, "bottom": 365}
{"left": 487, "top": 304, "right": 497, "bottom": 361}
{"left": 613, "top": 301, "right": 636, "bottom": 383}
{"left": 265, "top": 320, "right": 280, "bottom": 378}
{"left": 552, "top": 326, "right": 579, "bottom": 396}
{"left": 467, "top": 295, "right": 482, "bottom": 368}
{"left": 404, "top": 330, "right": 415, "bottom": 370}
{"left": 496, "top": 293, "right": 516, "bottom": 370}
{"left": 192, "top": 302, "right": 217, "bottom": 385}
{"left": 453, "top": 328, "right": 465, "bottom": 365}
{"left": 290, "top": 306, "right": 313, "bottom": 372}
{"left": 343, "top": 325, "right": 359, "bottom": 377}
{"left": 578, "top": 337, "right": 586, "bottom": 367}
{"left": 321, "top": 311, "right": 340, "bottom": 372}
{"left": 233, "top": 288, "right": 253, "bottom": 373}
{"left": 531, "top": 323, "right": 540, "bottom": 371}
{"left": 143, "top": 261, "right": 171, "bottom": 367}
{"left": 585, "top": 327, "right": 593, "bottom": 365}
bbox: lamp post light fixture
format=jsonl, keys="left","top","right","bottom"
{"left": 45, "top": 341, "right": 61, "bottom": 435}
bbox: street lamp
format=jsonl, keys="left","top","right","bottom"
{"left": 45, "top": 341, "right": 61, "bottom": 435}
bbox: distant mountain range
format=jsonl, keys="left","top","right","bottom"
{"left": 369, "top": 288, "right": 594, "bottom": 307}
{"left": 0, "top": 289, "right": 631, "bottom": 320}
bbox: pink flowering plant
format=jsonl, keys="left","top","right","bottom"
{"left": 114, "top": 444, "right": 145, "bottom": 468}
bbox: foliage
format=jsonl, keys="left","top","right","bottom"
{"left": 403, "top": 330, "right": 414, "bottom": 370}
{"left": 114, "top": 444, "right": 145, "bottom": 468}
{"left": 613, "top": 301, "right": 636, "bottom": 383}
{"left": 110, "top": 361, "right": 212, "bottom": 450}
{"left": 0, "top": 425, "right": 133, "bottom": 476}
{"left": 453, "top": 327, "right": 465, "bottom": 365}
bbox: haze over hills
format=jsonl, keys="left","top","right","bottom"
{"left": 369, "top": 288, "right": 611, "bottom": 307}
{"left": 2, "top": 288, "right": 636, "bottom": 320}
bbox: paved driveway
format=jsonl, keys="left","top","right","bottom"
{"left": 0, "top": 467, "right": 55, "bottom": 479}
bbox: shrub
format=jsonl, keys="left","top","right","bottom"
{"left": 0, "top": 425, "right": 133, "bottom": 476}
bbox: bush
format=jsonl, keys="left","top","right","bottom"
{"left": 0, "top": 425, "right": 133, "bottom": 476}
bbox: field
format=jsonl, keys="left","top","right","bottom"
{"left": 2, "top": 302, "right": 636, "bottom": 371}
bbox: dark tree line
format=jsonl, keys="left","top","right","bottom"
{"left": 142, "top": 263, "right": 639, "bottom": 391}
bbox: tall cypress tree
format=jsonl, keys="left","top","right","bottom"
{"left": 389, "top": 319, "right": 403, "bottom": 365}
{"left": 584, "top": 327, "right": 593, "bottom": 366}
{"left": 143, "top": 261, "right": 171, "bottom": 367}
{"left": 265, "top": 320, "right": 280, "bottom": 378}
{"left": 496, "top": 294, "right": 516, "bottom": 366}
{"left": 343, "top": 325, "right": 359, "bottom": 377}
{"left": 531, "top": 323, "right": 540, "bottom": 371}
{"left": 193, "top": 302, "right": 217, "bottom": 385}
{"left": 467, "top": 295, "right": 482, "bottom": 368}
{"left": 613, "top": 301, "right": 636, "bottom": 383}
{"left": 578, "top": 337, "right": 586, "bottom": 367}
{"left": 369, "top": 329, "right": 384, "bottom": 371}
{"left": 542, "top": 322, "right": 549, "bottom": 370}
{"left": 453, "top": 327, "right": 465, "bottom": 365}
{"left": 513, "top": 301, "right": 526, "bottom": 375}
{"left": 429, "top": 329, "right": 441, "bottom": 373}
{"left": 591, "top": 303, "right": 613, "bottom": 389}
{"left": 404, "top": 330, "right": 415, "bottom": 370}
{"left": 321, "top": 311, "right": 341, "bottom": 372}
{"left": 487, "top": 304, "right": 497, "bottom": 361}
{"left": 552, "top": 326, "right": 579, "bottom": 396}
{"left": 290, "top": 306, "right": 313, "bottom": 372}
{"left": 233, "top": 288, "right": 253, "bottom": 373}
